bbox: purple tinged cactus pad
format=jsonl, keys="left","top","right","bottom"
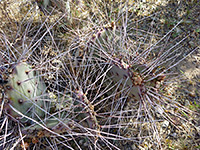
{"left": 109, "top": 60, "right": 143, "bottom": 101}
{"left": 88, "top": 22, "right": 167, "bottom": 102}
{"left": 109, "top": 58, "right": 166, "bottom": 101}
{"left": 88, "top": 24, "right": 145, "bottom": 100}
{"left": 93, "top": 23, "right": 116, "bottom": 45}
{"left": 4, "top": 62, "right": 46, "bottom": 122}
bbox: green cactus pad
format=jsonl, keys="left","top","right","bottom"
{"left": 4, "top": 62, "right": 46, "bottom": 122}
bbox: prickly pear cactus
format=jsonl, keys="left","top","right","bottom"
{"left": 4, "top": 62, "right": 46, "bottom": 122}
{"left": 86, "top": 22, "right": 168, "bottom": 102}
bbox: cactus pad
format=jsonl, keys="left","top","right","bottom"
{"left": 4, "top": 62, "right": 46, "bottom": 122}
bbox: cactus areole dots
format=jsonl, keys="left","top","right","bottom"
{"left": 3, "top": 62, "right": 46, "bottom": 122}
